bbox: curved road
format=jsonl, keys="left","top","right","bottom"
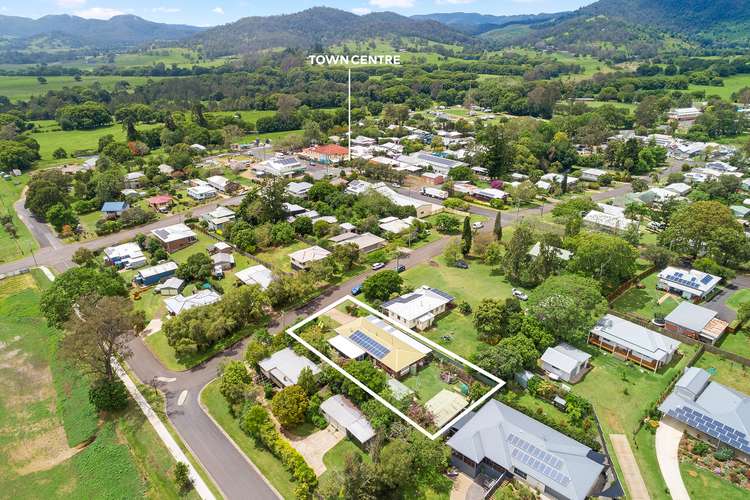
{"left": 2, "top": 181, "right": 633, "bottom": 499}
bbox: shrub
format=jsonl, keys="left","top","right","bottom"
{"left": 458, "top": 301, "right": 472, "bottom": 314}
{"left": 714, "top": 446, "right": 734, "bottom": 462}
{"left": 692, "top": 441, "right": 710, "bottom": 456}
{"left": 173, "top": 462, "right": 192, "bottom": 493}
{"left": 89, "top": 378, "right": 129, "bottom": 412}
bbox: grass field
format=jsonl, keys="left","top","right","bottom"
{"left": 0, "top": 270, "right": 195, "bottom": 499}
{"left": 255, "top": 240, "right": 308, "bottom": 273}
{"left": 681, "top": 461, "right": 749, "bottom": 500}
{"left": 402, "top": 364, "right": 455, "bottom": 403}
{"left": 201, "top": 379, "right": 296, "bottom": 499}
{"left": 716, "top": 331, "right": 750, "bottom": 359}
{"left": 611, "top": 272, "right": 682, "bottom": 320}
{"left": 726, "top": 289, "right": 750, "bottom": 312}
{"left": 689, "top": 74, "right": 750, "bottom": 101}
{"left": 0, "top": 75, "right": 168, "bottom": 101}
{"left": 0, "top": 172, "right": 38, "bottom": 264}
{"left": 573, "top": 344, "right": 698, "bottom": 499}
{"left": 30, "top": 122, "right": 161, "bottom": 161}
{"left": 694, "top": 351, "right": 750, "bottom": 394}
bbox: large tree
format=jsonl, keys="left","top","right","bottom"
{"left": 569, "top": 233, "right": 638, "bottom": 290}
{"left": 476, "top": 124, "right": 514, "bottom": 178}
{"left": 271, "top": 385, "right": 308, "bottom": 428}
{"left": 60, "top": 294, "right": 144, "bottom": 381}
{"left": 660, "top": 201, "right": 749, "bottom": 267}
{"left": 527, "top": 275, "right": 607, "bottom": 343}
{"left": 362, "top": 270, "right": 403, "bottom": 302}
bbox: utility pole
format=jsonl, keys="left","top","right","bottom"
{"left": 348, "top": 67, "right": 352, "bottom": 163}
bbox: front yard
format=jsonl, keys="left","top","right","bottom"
{"left": 255, "top": 240, "right": 308, "bottom": 273}
{"left": 681, "top": 461, "right": 749, "bottom": 500}
{"left": 611, "top": 272, "right": 682, "bottom": 320}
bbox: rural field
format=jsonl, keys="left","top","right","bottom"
{"left": 0, "top": 172, "right": 37, "bottom": 264}
{"left": 0, "top": 75, "right": 169, "bottom": 101}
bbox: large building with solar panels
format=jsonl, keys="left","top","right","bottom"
{"left": 329, "top": 315, "right": 432, "bottom": 379}
{"left": 446, "top": 399, "right": 606, "bottom": 500}
{"left": 660, "top": 367, "right": 750, "bottom": 463}
{"left": 657, "top": 266, "right": 721, "bottom": 301}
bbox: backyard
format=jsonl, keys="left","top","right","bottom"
{"left": 572, "top": 343, "right": 699, "bottom": 499}
{"left": 716, "top": 330, "right": 750, "bottom": 359}
{"left": 611, "top": 271, "right": 682, "bottom": 320}
{"left": 693, "top": 351, "right": 750, "bottom": 394}
{"left": 401, "top": 363, "right": 456, "bottom": 402}
{"left": 255, "top": 240, "right": 308, "bottom": 272}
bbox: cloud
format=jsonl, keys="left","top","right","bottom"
{"left": 152, "top": 6, "right": 180, "bottom": 13}
{"left": 57, "top": 0, "right": 86, "bottom": 7}
{"left": 435, "top": 0, "right": 474, "bottom": 4}
{"left": 74, "top": 7, "right": 124, "bottom": 19}
{"left": 212, "top": 6, "right": 224, "bottom": 14}
{"left": 368, "top": 0, "right": 415, "bottom": 8}
{"left": 351, "top": 7, "right": 372, "bottom": 15}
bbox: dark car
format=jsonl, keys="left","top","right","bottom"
{"left": 351, "top": 284, "right": 362, "bottom": 295}
{"left": 396, "top": 264, "right": 406, "bottom": 273}
{"left": 455, "top": 260, "right": 469, "bottom": 269}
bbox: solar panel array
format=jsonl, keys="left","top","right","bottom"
{"left": 665, "top": 272, "right": 701, "bottom": 290}
{"left": 667, "top": 406, "right": 750, "bottom": 454}
{"left": 350, "top": 330, "right": 390, "bottom": 360}
{"left": 507, "top": 434, "right": 570, "bottom": 488}
{"left": 700, "top": 274, "right": 714, "bottom": 285}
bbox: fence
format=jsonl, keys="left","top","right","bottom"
{"left": 606, "top": 266, "right": 657, "bottom": 302}
{"left": 608, "top": 308, "right": 750, "bottom": 367}
{"left": 0, "top": 267, "right": 29, "bottom": 281}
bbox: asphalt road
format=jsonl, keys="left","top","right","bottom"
{"left": 13, "top": 188, "right": 64, "bottom": 251}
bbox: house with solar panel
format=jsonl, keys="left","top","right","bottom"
{"left": 257, "top": 156, "right": 305, "bottom": 177}
{"left": 381, "top": 286, "right": 454, "bottom": 331}
{"left": 446, "top": 399, "right": 606, "bottom": 500}
{"left": 329, "top": 315, "right": 432, "bottom": 379}
{"left": 657, "top": 266, "right": 721, "bottom": 301}
{"left": 150, "top": 223, "right": 197, "bottom": 253}
{"left": 660, "top": 367, "right": 750, "bottom": 463}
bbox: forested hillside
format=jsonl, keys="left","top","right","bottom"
{"left": 189, "top": 7, "right": 477, "bottom": 57}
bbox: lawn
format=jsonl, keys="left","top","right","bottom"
{"left": 424, "top": 309, "right": 482, "bottom": 360}
{"left": 255, "top": 240, "right": 308, "bottom": 273}
{"left": 694, "top": 351, "right": 750, "bottom": 394}
{"left": 688, "top": 74, "right": 750, "bottom": 101}
{"left": 318, "top": 438, "right": 371, "bottom": 485}
{"left": 402, "top": 363, "right": 455, "bottom": 402}
{"left": 0, "top": 75, "right": 169, "bottom": 101}
{"left": 681, "top": 461, "right": 749, "bottom": 500}
{"left": 0, "top": 270, "right": 192, "bottom": 499}
{"left": 611, "top": 272, "right": 682, "bottom": 320}
{"left": 726, "top": 288, "right": 750, "bottom": 312}
{"left": 573, "top": 344, "right": 698, "bottom": 499}
{"left": 0, "top": 172, "right": 38, "bottom": 264}
{"left": 169, "top": 230, "right": 219, "bottom": 265}
{"left": 29, "top": 122, "right": 161, "bottom": 160}
{"left": 201, "top": 379, "right": 296, "bottom": 499}
{"left": 716, "top": 331, "right": 750, "bottom": 359}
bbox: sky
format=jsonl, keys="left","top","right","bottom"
{"left": 1, "top": 0, "right": 595, "bottom": 26}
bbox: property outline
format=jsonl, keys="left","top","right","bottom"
{"left": 286, "top": 295, "right": 505, "bottom": 440}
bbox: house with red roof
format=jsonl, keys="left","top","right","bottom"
{"left": 301, "top": 144, "right": 348, "bottom": 164}
{"left": 147, "top": 195, "right": 173, "bottom": 213}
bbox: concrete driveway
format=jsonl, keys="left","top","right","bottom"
{"left": 287, "top": 426, "right": 343, "bottom": 476}
{"left": 610, "top": 434, "right": 651, "bottom": 500}
{"left": 655, "top": 419, "right": 690, "bottom": 500}
{"left": 704, "top": 274, "right": 750, "bottom": 322}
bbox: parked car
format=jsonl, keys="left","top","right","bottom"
{"left": 471, "top": 221, "right": 484, "bottom": 230}
{"left": 351, "top": 284, "right": 362, "bottom": 295}
{"left": 371, "top": 262, "right": 385, "bottom": 270}
{"left": 455, "top": 260, "right": 469, "bottom": 269}
{"left": 512, "top": 288, "right": 528, "bottom": 301}
{"left": 396, "top": 264, "right": 406, "bottom": 273}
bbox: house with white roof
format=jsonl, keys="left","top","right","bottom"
{"left": 588, "top": 314, "right": 681, "bottom": 371}
{"left": 328, "top": 232, "right": 386, "bottom": 254}
{"left": 206, "top": 175, "right": 236, "bottom": 193}
{"left": 235, "top": 265, "right": 274, "bottom": 290}
{"left": 345, "top": 179, "right": 373, "bottom": 196}
{"left": 446, "top": 399, "right": 606, "bottom": 500}
{"left": 657, "top": 266, "right": 721, "bottom": 301}
{"left": 187, "top": 184, "right": 217, "bottom": 200}
{"left": 257, "top": 156, "right": 304, "bottom": 177}
{"left": 665, "top": 302, "right": 728, "bottom": 345}
{"left": 379, "top": 216, "right": 416, "bottom": 235}
{"left": 202, "top": 206, "right": 236, "bottom": 231}
{"left": 151, "top": 223, "right": 197, "bottom": 253}
{"left": 103, "top": 242, "right": 146, "bottom": 269}
{"left": 154, "top": 277, "right": 185, "bottom": 296}
{"left": 285, "top": 181, "right": 313, "bottom": 198}
{"left": 124, "top": 171, "right": 145, "bottom": 189}
{"left": 668, "top": 107, "right": 702, "bottom": 122}
{"left": 528, "top": 242, "right": 572, "bottom": 261}
{"left": 660, "top": 367, "right": 750, "bottom": 463}
{"left": 579, "top": 168, "right": 609, "bottom": 182}
{"left": 381, "top": 285, "right": 454, "bottom": 331}
{"left": 540, "top": 343, "right": 591, "bottom": 383}
{"left": 320, "top": 395, "right": 376, "bottom": 446}
{"left": 372, "top": 183, "right": 442, "bottom": 218}
{"left": 665, "top": 183, "right": 691, "bottom": 196}
{"left": 164, "top": 289, "right": 221, "bottom": 315}
{"left": 583, "top": 210, "right": 636, "bottom": 233}
{"left": 289, "top": 245, "right": 331, "bottom": 270}
{"left": 259, "top": 347, "right": 320, "bottom": 388}
{"left": 407, "top": 152, "right": 466, "bottom": 175}
{"left": 474, "top": 188, "right": 508, "bottom": 202}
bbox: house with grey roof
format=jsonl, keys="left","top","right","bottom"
{"left": 446, "top": 400, "right": 606, "bottom": 500}
{"left": 588, "top": 314, "right": 681, "bottom": 371}
{"left": 258, "top": 347, "right": 321, "bottom": 388}
{"left": 320, "top": 395, "right": 375, "bottom": 446}
{"left": 664, "top": 302, "right": 728, "bottom": 345}
{"left": 540, "top": 343, "right": 591, "bottom": 383}
{"left": 660, "top": 367, "right": 750, "bottom": 463}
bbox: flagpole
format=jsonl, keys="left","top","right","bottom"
{"left": 348, "top": 67, "right": 352, "bottom": 162}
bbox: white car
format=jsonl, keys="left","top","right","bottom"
{"left": 371, "top": 262, "right": 385, "bottom": 271}
{"left": 471, "top": 222, "right": 484, "bottom": 230}
{"left": 512, "top": 288, "right": 528, "bottom": 301}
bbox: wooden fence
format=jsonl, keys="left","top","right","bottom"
{"left": 606, "top": 266, "right": 657, "bottom": 302}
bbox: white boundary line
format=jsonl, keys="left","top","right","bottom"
{"left": 286, "top": 295, "right": 505, "bottom": 440}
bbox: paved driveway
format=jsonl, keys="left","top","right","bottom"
{"left": 287, "top": 426, "right": 343, "bottom": 475}
{"left": 610, "top": 434, "right": 651, "bottom": 500}
{"left": 655, "top": 419, "right": 690, "bottom": 500}
{"left": 704, "top": 274, "right": 750, "bottom": 322}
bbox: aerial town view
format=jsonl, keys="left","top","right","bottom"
{"left": 2, "top": 0, "right": 750, "bottom": 499}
